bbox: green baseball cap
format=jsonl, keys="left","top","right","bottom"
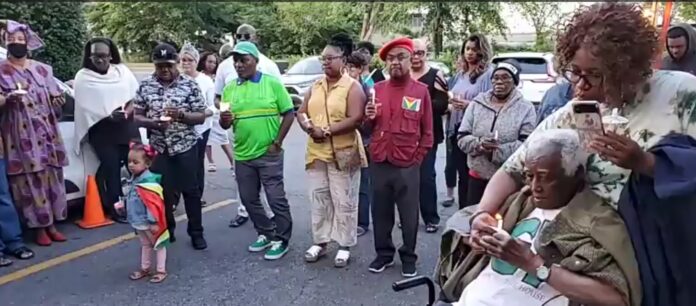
{"left": 231, "top": 41, "right": 259, "bottom": 60}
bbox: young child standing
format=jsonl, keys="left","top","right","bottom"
{"left": 122, "top": 143, "right": 170, "bottom": 283}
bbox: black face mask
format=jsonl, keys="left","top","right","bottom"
{"left": 7, "top": 43, "right": 28, "bottom": 58}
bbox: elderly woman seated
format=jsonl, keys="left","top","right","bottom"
{"left": 437, "top": 129, "right": 641, "bottom": 306}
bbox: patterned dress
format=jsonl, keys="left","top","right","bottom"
{"left": 0, "top": 60, "right": 68, "bottom": 228}
{"left": 502, "top": 70, "right": 696, "bottom": 208}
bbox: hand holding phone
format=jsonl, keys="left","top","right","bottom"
{"left": 571, "top": 100, "right": 605, "bottom": 152}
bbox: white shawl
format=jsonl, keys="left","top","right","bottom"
{"left": 73, "top": 63, "right": 139, "bottom": 155}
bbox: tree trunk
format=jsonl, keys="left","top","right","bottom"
{"left": 433, "top": 2, "right": 444, "bottom": 57}
{"left": 360, "top": 2, "right": 373, "bottom": 40}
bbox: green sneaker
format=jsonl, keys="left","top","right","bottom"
{"left": 248, "top": 235, "right": 271, "bottom": 252}
{"left": 264, "top": 241, "right": 288, "bottom": 260}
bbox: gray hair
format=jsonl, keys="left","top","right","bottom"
{"left": 524, "top": 129, "right": 588, "bottom": 176}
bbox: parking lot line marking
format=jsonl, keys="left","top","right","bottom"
{"left": 0, "top": 198, "right": 236, "bottom": 287}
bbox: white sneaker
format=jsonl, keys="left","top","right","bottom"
{"left": 208, "top": 164, "right": 217, "bottom": 172}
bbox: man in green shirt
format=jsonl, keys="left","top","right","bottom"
{"left": 219, "top": 42, "right": 295, "bottom": 260}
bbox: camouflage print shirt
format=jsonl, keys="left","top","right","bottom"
{"left": 134, "top": 74, "right": 206, "bottom": 156}
{"left": 503, "top": 70, "right": 696, "bottom": 208}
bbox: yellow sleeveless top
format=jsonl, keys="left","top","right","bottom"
{"left": 305, "top": 74, "right": 366, "bottom": 167}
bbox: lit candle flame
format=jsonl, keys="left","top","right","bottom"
{"left": 447, "top": 91, "right": 454, "bottom": 100}
{"left": 495, "top": 213, "right": 503, "bottom": 229}
{"left": 16, "top": 82, "right": 22, "bottom": 90}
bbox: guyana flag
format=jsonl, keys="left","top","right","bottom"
{"left": 402, "top": 96, "right": 422, "bottom": 112}
{"left": 135, "top": 173, "right": 170, "bottom": 250}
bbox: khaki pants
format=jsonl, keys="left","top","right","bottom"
{"left": 307, "top": 160, "right": 361, "bottom": 247}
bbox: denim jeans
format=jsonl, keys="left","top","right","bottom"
{"left": 0, "top": 159, "right": 26, "bottom": 253}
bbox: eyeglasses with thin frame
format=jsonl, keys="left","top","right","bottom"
{"left": 491, "top": 75, "right": 512, "bottom": 83}
{"left": 561, "top": 68, "right": 603, "bottom": 88}
{"left": 413, "top": 50, "right": 427, "bottom": 58}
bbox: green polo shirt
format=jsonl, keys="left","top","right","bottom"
{"left": 221, "top": 72, "right": 293, "bottom": 161}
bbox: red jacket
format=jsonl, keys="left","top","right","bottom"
{"left": 367, "top": 78, "right": 434, "bottom": 168}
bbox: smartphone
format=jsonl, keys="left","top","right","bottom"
{"left": 571, "top": 100, "right": 605, "bottom": 152}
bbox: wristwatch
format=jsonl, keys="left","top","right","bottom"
{"left": 535, "top": 262, "right": 555, "bottom": 282}
{"left": 322, "top": 126, "right": 332, "bottom": 137}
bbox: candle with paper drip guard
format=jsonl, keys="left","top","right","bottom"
{"left": 602, "top": 108, "right": 629, "bottom": 133}
{"left": 159, "top": 96, "right": 173, "bottom": 122}
{"left": 13, "top": 82, "right": 27, "bottom": 95}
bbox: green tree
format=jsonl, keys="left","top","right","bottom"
{"left": 421, "top": 2, "right": 506, "bottom": 56}
{"left": 511, "top": 2, "right": 561, "bottom": 51}
{"left": 0, "top": 2, "right": 87, "bottom": 80}
{"left": 359, "top": 1, "right": 420, "bottom": 41}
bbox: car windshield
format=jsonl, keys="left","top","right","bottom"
{"left": 286, "top": 57, "right": 322, "bottom": 75}
{"left": 492, "top": 57, "right": 548, "bottom": 74}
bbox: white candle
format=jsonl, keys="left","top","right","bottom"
{"left": 301, "top": 113, "right": 311, "bottom": 125}
{"left": 495, "top": 213, "right": 503, "bottom": 229}
{"left": 493, "top": 130, "right": 499, "bottom": 141}
{"left": 369, "top": 88, "right": 376, "bottom": 105}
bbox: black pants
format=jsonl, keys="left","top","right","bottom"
{"left": 151, "top": 147, "right": 203, "bottom": 238}
{"left": 419, "top": 146, "right": 439, "bottom": 225}
{"left": 196, "top": 130, "right": 211, "bottom": 197}
{"left": 450, "top": 135, "right": 470, "bottom": 209}
{"left": 90, "top": 140, "right": 129, "bottom": 217}
{"left": 236, "top": 151, "right": 292, "bottom": 244}
{"left": 444, "top": 136, "right": 457, "bottom": 189}
{"left": 371, "top": 162, "right": 420, "bottom": 264}
{"left": 466, "top": 175, "right": 489, "bottom": 207}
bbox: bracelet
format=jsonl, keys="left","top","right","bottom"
{"left": 469, "top": 210, "right": 493, "bottom": 228}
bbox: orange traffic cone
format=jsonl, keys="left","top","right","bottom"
{"left": 76, "top": 175, "right": 114, "bottom": 229}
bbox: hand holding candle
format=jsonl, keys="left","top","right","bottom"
{"left": 495, "top": 213, "right": 503, "bottom": 229}
{"left": 13, "top": 82, "right": 27, "bottom": 95}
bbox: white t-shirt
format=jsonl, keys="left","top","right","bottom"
{"left": 455, "top": 208, "right": 568, "bottom": 306}
{"left": 214, "top": 52, "right": 281, "bottom": 95}
{"left": 192, "top": 73, "right": 216, "bottom": 136}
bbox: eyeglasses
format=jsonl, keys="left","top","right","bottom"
{"left": 491, "top": 75, "right": 512, "bottom": 83}
{"left": 319, "top": 55, "right": 343, "bottom": 62}
{"left": 181, "top": 58, "right": 195, "bottom": 63}
{"left": 413, "top": 50, "right": 427, "bottom": 57}
{"left": 235, "top": 33, "right": 251, "bottom": 41}
{"left": 561, "top": 68, "right": 603, "bottom": 88}
{"left": 385, "top": 54, "right": 411, "bottom": 63}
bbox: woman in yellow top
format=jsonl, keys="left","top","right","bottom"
{"left": 296, "top": 34, "right": 367, "bottom": 267}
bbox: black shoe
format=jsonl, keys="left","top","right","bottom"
{"left": 402, "top": 262, "right": 417, "bottom": 277}
{"left": 201, "top": 200, "right": 208, "bottom": 207}
{"left": 368, "top": 257, "right": 395, "bottom": 273}
{"left": 191, "top": 236, "right": 207, "bottom": 250}
{"left": 425, "top": 223, "right": 439, "bottom": 233}
{"left": 229, "top": 215, "right": 249, "bottom": 228}
{"left": 112, "top": 215, "right": 128, "bottom": 224}
{"left": 170, "top": 234, "right": 176, "bottom": 243}
{"left": 357, "top": 226, "right": 368, "bottom": 237}
{"left": 441, "top": 198, "right": 454, "bottom": 208}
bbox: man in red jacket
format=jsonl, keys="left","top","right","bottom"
{"left": 363, "top": 37, "right": 434, "bottom": 277}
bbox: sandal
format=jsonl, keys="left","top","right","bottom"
{"left": 10, "top": 247, "right": 35, "bottom": 260}
{"left": 149, "top": 272, "right": 167, "bottom": 283}
{"left": 334, "top": 249, "right": 350, "bottom": 268}
{"left": 304, "top": 245, "right": 326, "bottom": 263}
{"left": 129, "top": 269, "right": 150, "bottom": 280}
{"left": 208, "top": 164, "right": 217, "bottom": 172}
{"left": 0, "top": 255, "right": 13, "bottom": 267}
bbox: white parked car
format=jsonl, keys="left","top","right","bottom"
{"left": 491, "top": 52, "right": 558, "bottom": 105}
{"left": 0, "top": 47, "right": 146, "bottom": 205}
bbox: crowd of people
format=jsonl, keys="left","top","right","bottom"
{"left": 0, "top": 2, "right": 695, "bottom": 305}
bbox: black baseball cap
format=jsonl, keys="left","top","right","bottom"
{"left": 152, "top": 43, "right": 178, "bottom": 64}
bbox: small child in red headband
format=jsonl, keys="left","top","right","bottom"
{"left": 120, "top": 142, "right": 170, "bottom": 283}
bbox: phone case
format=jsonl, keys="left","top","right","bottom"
{"left": 572, "top": 112, "right": 603, "bottom": 153}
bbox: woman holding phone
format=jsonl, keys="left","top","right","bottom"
{"left": 457, "top": 59, "right": 536, "bottom": 206}
{"left": 469, "top": 6, "right": 696, "bottom": 299}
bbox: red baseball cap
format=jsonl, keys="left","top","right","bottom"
{"left": 378, "top": 37, "right": 414, "bottom": 61}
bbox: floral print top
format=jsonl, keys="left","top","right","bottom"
{"left": 503, "top": 70, "right": 696, "bottom": 208}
